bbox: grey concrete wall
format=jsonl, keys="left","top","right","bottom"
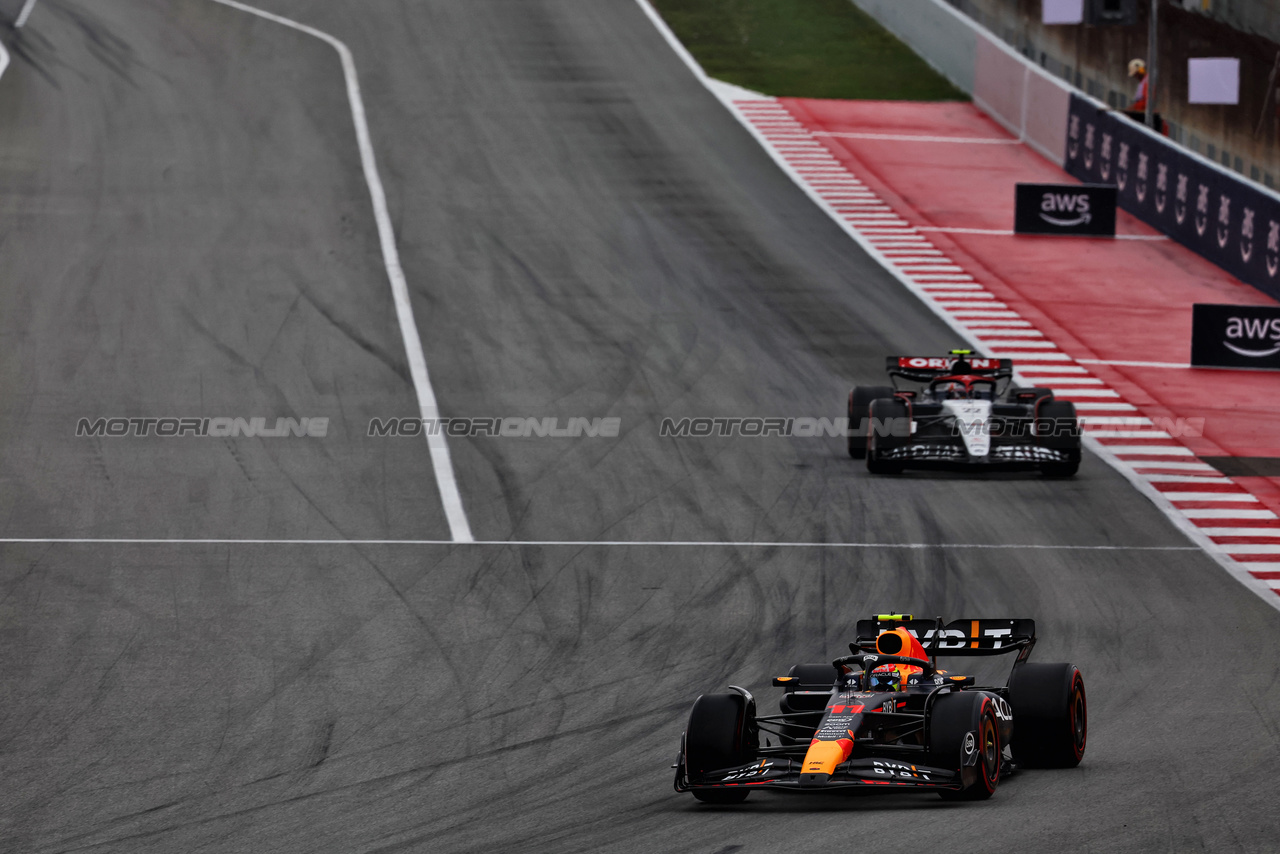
{"left": 852, "top": 0, "right": 1073, "bottom": 163}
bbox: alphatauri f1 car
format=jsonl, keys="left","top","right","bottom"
{"left": 846, "top": 352, "right": 1081, "bottom": 476}
{"left": 675, "top": 615, "right": 1086, "bottom": 803}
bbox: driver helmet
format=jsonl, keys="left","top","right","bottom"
{"left": 940, "top": 381, "right": 965, "bottom": 399}
{"left": 869, "top": 665, "right": 902, "bottom": 692}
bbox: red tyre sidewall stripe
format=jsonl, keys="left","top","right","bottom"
{"left": 1070, "top": 673, "right": 1087, "bottom": 761}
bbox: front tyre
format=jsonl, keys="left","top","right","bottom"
{"left": 693, "top": 788, "right": 749, "bottom": 805}
{"left": 685, "top": 692, "right": 756, "bottom": 803}
{"left": 1040, "top": 459, "right": 1080, "bottom": 478}
{"left": 929, "top": 692, "right": 1001, "bottom": 800}
{"left": 1036, "top": 400, "right": 1080, "bottom": 477}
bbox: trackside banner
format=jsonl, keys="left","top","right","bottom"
{"left": 1014, "top": 183, "right": 1116, "bottom": 236}
{"left": 1190, "top": 304, "right": 1280, "bottom": 370}
{"left": 1064, "top": 94, "right": 1280, "bottom": 302}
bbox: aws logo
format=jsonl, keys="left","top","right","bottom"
{"left": 1194, "top": 184, "right": 1210, "bottom": 236}
{"left": 1134, "top": 153, "right": 1150, "bottom": 203}
{"left": 1224, "top": 316, "right": 1280, "bottom": 358}
{"left": 1115, "top": 142, "right": 1130, "bottom": 191}
{"left": 1240, "top": 207, "right": 1255, "bottom": 263}
{"left": 1216, "top": 195, "right": 1232, "bottom": 249}
{"left": 1267, "top": 220, "right": 1279, "bottom": 278}
{"left": 1067, "top": 115, "right": 1081, "bottom": 160}
{"left": 1040, "top": 192, "right": 1092, "bottom": 227}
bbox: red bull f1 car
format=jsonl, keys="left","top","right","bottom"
{"left": 674, "top": 614, "right": 1086, "bottom": 803}
{"left": 846, "top": 352, "right": 1081, "bottom": 476}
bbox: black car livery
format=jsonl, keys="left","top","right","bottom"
{"left": 674, "top": 614, "right": 1087, "bottom": 803}
{"left": 846, "top": 352, "right": 1081, "bottom": 476}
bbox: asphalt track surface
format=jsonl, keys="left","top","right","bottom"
{"left": 0, "top": 2, "right": 1277, "bottom": 852}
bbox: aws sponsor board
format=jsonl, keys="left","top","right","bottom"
{"left": 1014, "top": 183, "right": 1117, "bottom": 236}
{"left": 1065, "top": 94, "right": 1280, "bottom": 301}
{"left": 1191, "top": 304, "right": 1280, "bottom": 370}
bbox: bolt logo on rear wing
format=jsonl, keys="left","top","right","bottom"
{"left": 854, "top": 617, "right": 1036, "bottom": 656}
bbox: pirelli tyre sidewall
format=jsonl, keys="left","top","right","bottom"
{"left": 929, "top": 691, "right": 1002, "bottom": 800}
{"left": 685, "top": 692, "right": 758, "bottom": 803}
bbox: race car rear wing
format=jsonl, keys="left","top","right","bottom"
{"left": 854, "top": 616, "right": 1036, "bottom": 659}
{"left": 887, "top": 355, "right": 1013, "bottom": 383}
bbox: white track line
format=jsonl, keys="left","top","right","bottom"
{"left": 1166, "top": 493, "right": 1259, "bottom": 502}
{"left": 1107, "top": 445, "right": 1194, "bottom": 455}
{"left": 0, "top": 538, "right": 1202, "bottom": 550}
{"left": 915, "top": 226, "right": 1168, "bottom": 240}
{"left": 14, "top": 0, "right": 38, "bottom": 28}
{"left": 811, "top": 131, "right": 1022, "bottom": 145}
{"left": 208, "top": 0, "right": 473, "bottom": 543}
{"left": 1077, "top": 358, "right": 1190, "bottom": 369}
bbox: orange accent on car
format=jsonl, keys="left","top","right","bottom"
{"left": 801, "top": 738, "right": 855, "bottom": 775}
{"left": 876, "top": 627, "right": 931, "bottom": 660}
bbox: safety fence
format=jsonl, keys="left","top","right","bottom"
{"left": 852, "top": 0, "right": 1071, "bottom": 163}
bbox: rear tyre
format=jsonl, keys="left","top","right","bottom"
{"left": 778, "top": 663, "right": 836, "bottom": 741}
{"left": 685, "top": 693, "right": 756, "bottom": 803}
{"left": 1036, "top": 400, "right": 1080, "bottom": 478}
{"left": 848, "top": 386, "right": 894, "bottom": 459}
{"left": 1011, "top": 386, "right": 1055, "bottom": 402}
{"left": 1008, "top": 663, "right": 1087, "bottom": 768}
{"left": 866, "top": 397, "right": 908, "bottom": 475}
{"left": 929, "top": 692, "right": 1001, "bottom": 800}
{"left": 788, "top": 662, "right": 838, "bottom": 689}
{"left": 779, "top": 662, "right": 838, "bottom": 713}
